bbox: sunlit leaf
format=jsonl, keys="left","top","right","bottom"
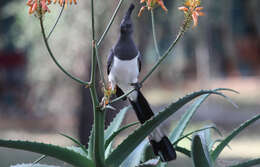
{"left": 10, "top": 164, "right": 60, "bottom": 167}
{"left": 173, "top": 125, "right": 221, "bottom": 145}
{"left": 31, "top": 155, "right": 47, "bottom": 167}
{"left": 106, "top": 89, "right": 227, "bottom": 167}
{"left": 229, "top": 158, "right": 260, "bottom": 167}
{"left": 170, "top": 94, "right": 211, "bottom": 144}
{"left": 87, "top": 125, "right": 94, "bottom": 160}
{"left": 175, "top": 146, "right": 191, "bottom": 157}
{"left": 104, "top": 106, "right": 130, "bottom": 158}
{"left": 211, "top": 114, "right": 260, "bottom": 161}
{"left": 191, "top": 134, "right": 213, "bottom": 167}
{"left": 105, "top": 121, "right": 139, "bottom": 149}
{"left": 138, "top": 157, "right": 160, "bottom": 167}
{"left": 0, "top": 139, "right": 94, "bottom": 167}
{"left": 60, "top": 133, "right": 88, "bottom": 157}
{"left": 120, "top": 140, "right": 148, "bottom": 167}
{"left": 66, "top": 146, "right": 88, "bottom": 157}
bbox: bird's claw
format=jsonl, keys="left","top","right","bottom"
{"left": 130, "top": 82, "right": 142, "bottom": 90}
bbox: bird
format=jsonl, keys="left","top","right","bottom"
{"left": 107, "top": 3, "right": 176, "bottom": 162}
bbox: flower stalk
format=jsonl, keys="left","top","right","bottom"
{"left": 151, "top": 9, "right": 161, "bottom": 58}
{"left": 97, "top": 0, "right": 125, "bottom": 47}
{"left": 90, "top": 0, "right": 105, "bottom": 166}
{"left": 47, "top": 2, "right": 65, "bottom": 40}
{"left": 39, "top": 15, "right": 90, "bottom": 86}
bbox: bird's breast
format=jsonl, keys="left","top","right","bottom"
{"left": 110, "top": 56, "right": 139, "bottom": 85}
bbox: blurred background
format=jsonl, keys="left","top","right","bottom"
{"left": 0, "top": 0, "right": 260, "bottom": 166}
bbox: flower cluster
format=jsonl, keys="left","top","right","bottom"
{"left": 138, "top": 0, "right": 168, "bottom": 16}
{"left": 27, "top": 0, "right": 51, "bottom": 15}
{"left": 53, "top": 0, "right": 78, "bottom": 8}
{"left": 26, "top": 0, "right": 77, "bottom": 15}
{"left": 178, "top": 0, "right": 204, "bottom": 27}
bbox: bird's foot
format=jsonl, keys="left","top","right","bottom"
{"left": 130, "top": 82, "right": 142, "bottom": 90}
{"left": 100, "top": 84, "right": 117, "bottom": 108}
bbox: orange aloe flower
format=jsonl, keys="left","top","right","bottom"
{"left": 26, "top": 0, "right": 78, "bottom": 15}
{"left": 53, "top": 0, "right": 77, "bottom": 8}
{"left": 178, "top": 0, "right": 204, "bottom": 27}
{"left": 27, "top": 0, "right": 51, "bottom": 15}
{"left": 138, "top": 0, "right": 168, "bottom": 16}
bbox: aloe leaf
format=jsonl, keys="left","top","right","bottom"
{"left": 87, "top": 125, "right": 94, "bottom": 159}
{"left": 215, "top": 88, "right": 239, "bottom": 94}
{"left": 138, "top": 158, "right": 160, "bottom": 167}
{"left": 141, "top": 143, "right": 157, "bottom": 163}
{"left": 11, "top": 164, "right": 60, "bottom": 167}
{"left": 106, "top": 89, "right": 225, "bottom": 167}
{"left": 211, "top": 114, "right": 260, "bottom": 161}
{"left": 228, "top": 158, "right": 260, "bottom": 167}
{"left": 173, "top": 125, "right": 221, "bottom": 145}
{"left": 59, "top": 133, "right": 88, "bottom": 156}
{"left": 0, "top": 139, "right": 94, "bottom": 167}
{"left": 170, "top": 93, "right": 211, "bottom": 143}
{"left": 169, "top": 88, "right": 232, "bottom": 144}
{"left": 120, "top": 140, "right": 148, "bottom": 167}
{"left": 208, "top": 139, "right": 222, "bottom": 152}
{"left": 105, "top": 106, "right": 130, "bottom": 141}
{"left": 204, "top": 127, "right": 212, "bottom": 146}
{"left": 191, "top": 134, "right": 213, "bottom": 167}
{"left": 104, "top": 106, "right": 130, "bottom": 157}
{"left": 66, "top": 146, "right": 88, "bottom": 157}
{"left": 209, "top": 139, "right": 233, "bottom": 153}
{"left": 175, "top": 146, "right": 191, "bottom": 157}
{"left": 159, "top": 162, "right": 167, "bottom": 167}
{"left": 104, "top": 107, "right": 132, "bottom": 152}
{"left": 105, "top": 121, "right": 139, "bottom": 149}
{"left": 105, "top": 141, "right": 113, "bottom": 159}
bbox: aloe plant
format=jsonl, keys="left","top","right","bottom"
{"left": 189, "top": 114, "right": 260, "bottom": 167}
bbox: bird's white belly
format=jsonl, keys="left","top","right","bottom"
{"left": 110, "top": 56, "right": 139, "bottom": 85}
{"left": 108, "top": 56, "right": 139, "bottom": 100}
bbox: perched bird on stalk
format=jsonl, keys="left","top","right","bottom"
{"left": 107, "top": 3, "right": 176, "bottom": 162}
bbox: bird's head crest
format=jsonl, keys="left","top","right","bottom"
{"left": 120, "top": 4, "right": 135, "bottom": 34}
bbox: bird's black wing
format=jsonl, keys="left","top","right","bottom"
{"left": 107, "top": 48, "right": 115, "bottom": 75}
{"left": 138, "top": 52, "right": 142, "bottom": 72}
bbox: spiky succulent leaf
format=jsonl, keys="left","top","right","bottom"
{"left": 0, "top": 139, "right": 94, "bottom": 167}
{"left": 106, "top": 89, "right": 227, "bottom": 167}
{"left": 211, "top": 114, "right": 260, "bottom": 161}
{"left": 191, "top": 134, "right": 213, "bottom": 167}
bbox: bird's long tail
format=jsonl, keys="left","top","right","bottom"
{"left": 149, "top": 128, "right": 177, "bottom": 162}
{"left": 129, "top": 91, "right": 154, "bottom": 124}
{"left": 129, "top": 91, "right": 176, "bottom": 162}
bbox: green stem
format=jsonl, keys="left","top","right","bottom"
{"left": 39, "top": 16, "right": 90, "bottom": 86}
{"left": 97, "top": 0, "right": 125, "bottom": 47}
{"left": 90, "top": 85, "right": 105, "bottom": 167}
{"left": 90, "top": 0, "right": 105, "bottom": 166}
{"left": 151, "top": 9, "right": 160, "bottom": 58}
{"left": 31, "top": 155, "right": 47, "bottom": 167}
{"left": 96, "top": 0, "right": 125, "bottom": 87}
{"left": 109, "top": 88, "right": 135, "bottom": 104}
{"left": 47, "top": 2, "right": 65, "bottom": 40}
{"left": 95, "top": 42, "right": 106, "bottom": 87}
{"left": 140, "top": 28, "right": 185, "bottom": 84}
